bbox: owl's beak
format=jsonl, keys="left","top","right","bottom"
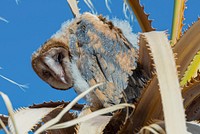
{"left": 43, "top": 55, "right": 69, "bottom": 85}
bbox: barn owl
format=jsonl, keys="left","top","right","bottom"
{"left": 32, "top": 12, "right": 147, "bottom": 109}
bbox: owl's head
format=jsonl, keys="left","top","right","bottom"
{"left": 32, "top": 39, "right": 73, "bottom": 90}
{"left": 31, "top": 13, "right": 99, "bottom": 90}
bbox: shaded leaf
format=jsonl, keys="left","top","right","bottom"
{"left": 173, "top": 19, "right": 200, "bottom": 80}
{"left": 40, "top": 108, "right": 77, "bottom": 134}
{"left": 103, "top": 110, "right": 127, "bottom": 134}
{"left": 0, "top": 114, "right": 8, "bottom": 129}
{"left": 29, "top": 101, "right": 84, "bottom": 111}
{"left": 139, "top": 121, "right": 200, "bottom": 134}
{"left": 182, "top": 71, "right": 200, "bottom": 110}
{"left": 138, "top": 32, "right": 154, "bottom": 78}
{"left": 186, "top": 93, "right": 200, "bottom": 121}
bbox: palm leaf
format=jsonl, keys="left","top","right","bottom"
{"left": 181, "top": 51, "right": 200, "bottom": 86}
{"left": 182, "top": 72, "right": 200, "bottom": 110}
{"left": 120, "top": 31, "right": 187, "bottom": 133}
{"left": 170, "top": 0, "right": 186, "bottom": 45}
{"left": 126, "top": 0, "right": 155, "bottom": 32}
{"left": 173, "top": 19, "right": 200, "bottom": 81}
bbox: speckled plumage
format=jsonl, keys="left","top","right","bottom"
{"left": 32, "top": 12, "right": 147, "bottom": 108}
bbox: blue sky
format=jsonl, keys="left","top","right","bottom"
{"left": 0, "top": 0, "right": 199, "bottom": 130}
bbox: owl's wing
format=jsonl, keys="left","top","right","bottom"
{"left": 68, "top": 13, "right": 140, "bottom": 106}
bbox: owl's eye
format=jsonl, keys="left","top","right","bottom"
{"left": 42, "top": 70, "right": 52, "bottom": 78}
{"left": 55, "top": 53, "right": 64, "bottom": 63}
